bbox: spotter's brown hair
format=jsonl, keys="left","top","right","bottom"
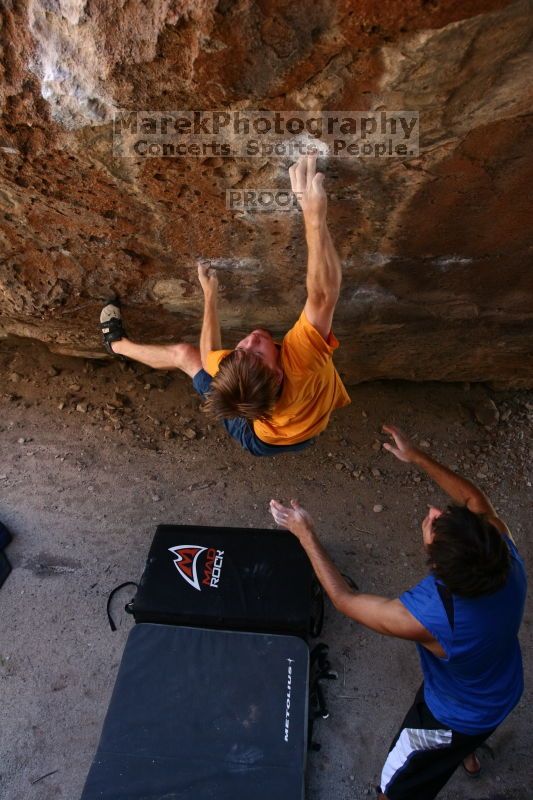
{"left": 427, "top": 505, "right": 511, "bottom": 598}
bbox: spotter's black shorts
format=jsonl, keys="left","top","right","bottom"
{"left": 379, "top": 684, "right": 496, "bottom": 800}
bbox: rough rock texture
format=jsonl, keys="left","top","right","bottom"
{"left": 0, "top": 0, "right": 532, "bottom": 384}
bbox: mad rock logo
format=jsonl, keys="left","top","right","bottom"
{"left": 169, "top": 545, "right": 225, "bottom": 591}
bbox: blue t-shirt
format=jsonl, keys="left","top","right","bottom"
{"left": 400, "top": 535, "right": 527, "bottom": 735}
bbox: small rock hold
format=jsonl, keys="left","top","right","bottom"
{"left": 419, "top": 440, "right": 431, "bottom": 448}
{"left": 151, "top": 494, "right": 161, "bottom": 502}
{"left": 17, "top": 437, "right": 26, "bottom": 444}
{"left": 474, "top": 398, "right": 499, "bottom": 427}
{"left": 183, "top": 427, "right": 197, "bottom": 440}
{"left": 144, "top": 373, "right": 170, "bottom": 390}
{"left": 113, "top": 392, "right": 130, "bottom": 407}
{"left": 373, "top": 504, "right": 384, "bottom": 513}
{"left": 48, "top": 366, "right": 60, "bottom": 377}
{"left": 188, "top": 480, "right": 216, "bottom": 491}
{"left": 371, "top": 468, "right": 381, "bottom": 478}
{"left": 76, "top": 402, "right": 89, "bottom": 413}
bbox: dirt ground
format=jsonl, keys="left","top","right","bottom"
{"left": 0, "top": 336, "right": 531, "bottom": 800}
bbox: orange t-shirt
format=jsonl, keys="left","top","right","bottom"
{"left": 204, "top": 311, "right": 351, "bottom": 445}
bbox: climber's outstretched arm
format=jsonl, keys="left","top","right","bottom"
{"left": 198, "top": 263, "right": 221, "bottom": 369}
{"left": 289, "top": 155, "right": 341, "bottom": 339}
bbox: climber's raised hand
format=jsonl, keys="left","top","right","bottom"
{"left": 197, "top": 261, "right": 218, "bottom": 295}
{"left": 289, "top": 154, "right": 327, "bottom": 226}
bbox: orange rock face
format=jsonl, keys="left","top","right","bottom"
{"left": 0, "top": 0, "right": 531, "bottom": 384}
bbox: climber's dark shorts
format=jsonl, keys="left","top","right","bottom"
{"left": 192, "top": 368, "right": 314, "bottom": 457}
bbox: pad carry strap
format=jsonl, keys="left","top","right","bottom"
{"left": 342, "top": 573, "right": 359, "bottom": 591}
{"left": 310, "top": 580, "right": 325, "bottom": 638}
{"left": 310, "top": 574, "right": 357, "bottom": 637}
{"left": 106, "top": 582, "right": 138, "bottom": 631}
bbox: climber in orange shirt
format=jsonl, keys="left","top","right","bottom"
{"left": 99, "top": 154, "right": 350, "bottom": 456}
